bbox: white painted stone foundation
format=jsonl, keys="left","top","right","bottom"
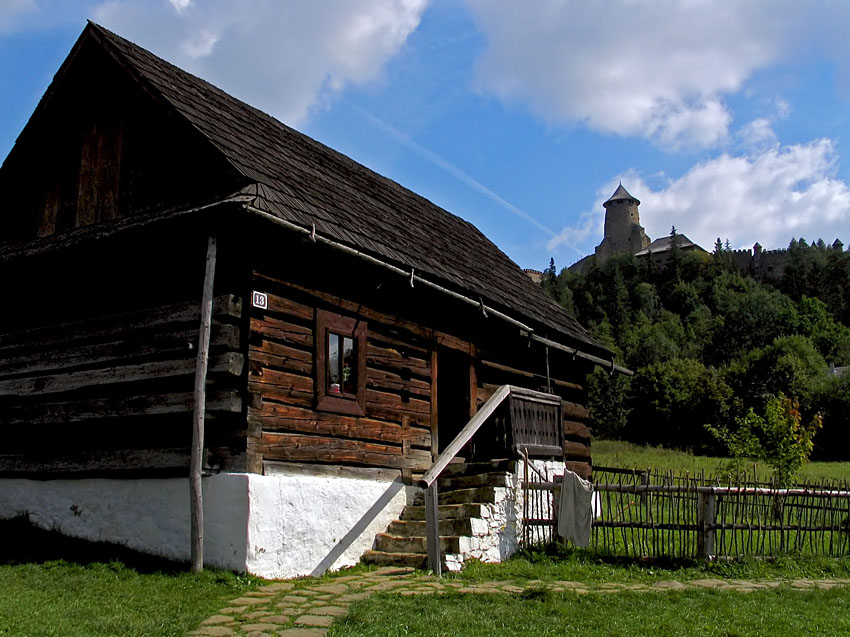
{"left": 441, "top": 458, "right": 566, "bottom": 571}
{"left": 0, "top": 466, "right": 414, "bottom": 579}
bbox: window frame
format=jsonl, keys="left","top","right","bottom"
{"left": 315, "top": 309, "right": 367, "bottom": 416}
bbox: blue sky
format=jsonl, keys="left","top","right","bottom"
{"left": 2, "top": 0, "right": 849, "bottom": 271}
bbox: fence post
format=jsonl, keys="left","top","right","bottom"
{"left": 639, "top": 469, "right": 649, "bottom": 506}
{"left": 697, "top": 491, "right": 716, "bottom": 558}
{"left": 552, "top": 475, "right": 562, "bottom": 542}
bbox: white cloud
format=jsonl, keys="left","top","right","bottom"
{"left": 737, "top": 118, "right": 778, "bottom": 151}
{"left": 637, "top": 140, "right": 850, "bottom": 251}
{"left": 464, "top": 0, "right": 833, "bottom": 150}
{"left": 0, "top": 0, "right": 34, "bottom": 32}
{"left": 553, "top": 139, "right": 850, "bottom": 258}
{"left": 92, "top": 0, "right": 428, "bottom": 125}
{"left": 0, "top": 0, "right": 87, "bottom": 33}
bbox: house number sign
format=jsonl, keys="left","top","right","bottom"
{"left": 252, "top": 291, "right": 268, "bottom": 310}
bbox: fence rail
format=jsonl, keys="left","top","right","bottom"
{"left": 521, "top": 468, "right": 850, "bottom": 559}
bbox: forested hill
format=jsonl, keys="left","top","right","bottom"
{"left": 542, "top": 237, "right": 850, "bottom": 460}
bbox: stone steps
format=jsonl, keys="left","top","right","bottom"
{"left": 363, "top": 462, "right": 516, "bottom": 570}
{"left": 399, "top": 502, "right": 488, "bottom": 521}
{"left": 438, "top": 472, "right": 512, "bottom": 491}
{"left": 374, "top": 533, "right": 465, "bottom": 554}
{"left": 412, "top": 486, "right": 504, "bottom": 507}
{"left": 439, "top": 459, "right": 515, "bottom": 478}
{"left": 361, "top": 550, "right": 429, "bottom": 569}
{"left": 386, "top": 517, "right": 478, "bottom": 537}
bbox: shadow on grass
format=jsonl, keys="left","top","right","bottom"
{"left": 0, "top": 516, "right": 188, "bottom": 574}
{"left": 515, "top": 542, "right": 701, "bottom": 570}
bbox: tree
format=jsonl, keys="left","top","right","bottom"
{"left": 707, "top": 393, "right": 822, "bottom": 487}
{"left": 725, "top": 335, "right": 827, "bottom": 412}
{"left": 586, "top": 367, "right": 631, "bottom": 439}
{"left": 626, "top": 358, "right": 733, "bottom": 453}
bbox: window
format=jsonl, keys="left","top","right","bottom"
{"left": 315, "top": 309, "right": 367, "bottom": 415}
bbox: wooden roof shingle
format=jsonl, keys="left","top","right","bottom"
{"left": 85, "top": 22, "right": 603, "bottom": 352}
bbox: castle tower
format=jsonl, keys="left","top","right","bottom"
{"left": 594, "top": 184, "right": 650, "bottom": 262}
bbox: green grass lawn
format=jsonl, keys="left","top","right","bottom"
{"left": 593, "top": 439, "right": 850, "bottom": 483}
{"left": 331, "top": 587, "right": 850, "bottom": 637}
{"left": 452, "top": 545, "right": 850, "bottom": 584}
{"left": 0, "top": 519, "right": 258, "bottom": 637}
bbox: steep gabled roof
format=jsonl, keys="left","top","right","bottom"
{"left": 36, "top": 23, "right": 605, "bottom": 352}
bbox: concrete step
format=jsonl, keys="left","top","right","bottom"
{"left": 412, "top": 485, "right": 502, "bottom": 507}
{"left": 438, "top": 471, "right": 512, "bottom": 491}
{"left": 400, "top": 502, "right": 488, "bottom": 521}
{"left": 439, "top": 459, "right": 515, "bottom": 478}
{"left": 437, "top": 486, "right": 501, "bottom": 506}
{"left": 374, "top": 533, "right": 464, "bottom": 554}
{"left": 387, "top": 518, "right": 476, "bottom": 537}
{"left": 362, "top": 550, "right": 465, "bottom": 572}
{"left": 362, "top": 550, "right": 427, "bottom": 569}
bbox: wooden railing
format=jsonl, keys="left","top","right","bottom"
{"left": 418, "top": 385, "right": 561, "bottom": 575}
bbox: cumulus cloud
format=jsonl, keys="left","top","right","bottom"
{"left": 553, "top": 139, "right": 850, "bottom": 258}
{"left": 464, "top": 0, "right": 831, "bottom": 150}
{"left": 0, "top": 0, "right": 88, "bottom": 33}
{"left": 737, "top": 118, "right": 779, "bottom": 151}
{"left": 0, "top": 0, "right": 35, "bottom": 33}
{"left": 92, "top": 0, "right": 428, "bottom": 125}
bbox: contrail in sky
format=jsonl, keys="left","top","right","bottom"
{"left": 357, "top": 108, "right": 584, "bottom": 254}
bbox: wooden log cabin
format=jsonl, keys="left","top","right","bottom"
{"left": 0, "top": 23, "right": 628, "bottom": 577}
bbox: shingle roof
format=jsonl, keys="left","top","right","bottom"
{"left": 85, "top": 23, "right": 603, "bottom": 352}
{"left": 633, "top": 234, "right": 706, "bottom": 256}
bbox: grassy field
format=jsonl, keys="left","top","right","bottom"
{"left": 454, "top": 546, "right": 850, "bottom": 583}
{"left": 331, "top": 549, "right": 850, "bottom": 636}
{"left": 3, "top": 516, "right": 850, "bottom": 636}
{"left": 593, "top": 439, "right": 850, "bottom": 483}
{"left": 0, "top": 520, "right": 258, "bottom": 637}
{"left": 331, "top": 587, "right": 850, "bottom": 636}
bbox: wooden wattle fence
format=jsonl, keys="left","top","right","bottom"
{"left": 522, "top": 467, "right": 850, "bottom": 559}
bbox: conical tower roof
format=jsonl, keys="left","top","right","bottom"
{"left": 604, "top": 184, "right": 640, "bottom": 207}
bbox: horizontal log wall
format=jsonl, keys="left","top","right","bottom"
{"left": 247, "top": 273, "right": 433, "bottom": 473}
{"left": 0, "top": 295, "right": 246, "bottom": 476}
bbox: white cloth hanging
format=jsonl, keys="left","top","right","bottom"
{"left": 557, "top": 469, "right": 594, "bottom": 547}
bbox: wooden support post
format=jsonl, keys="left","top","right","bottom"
{"left": 190, "top": 235, "right": 217, "bottom": 573}
{"left": 430, "top": 349, "right": 438, "bottom": 460}
{"left": 425, "top": 482, "right": 441, "bottom": 576}
{"left": 697, "top": 491, "right": 716, "bottom": 559}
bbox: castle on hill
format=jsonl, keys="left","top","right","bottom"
{"left": 566, "top": 185, "right": 844, "bottom": 279}
{"left": 569, "top": 184, "right": 708, "bottom": 273}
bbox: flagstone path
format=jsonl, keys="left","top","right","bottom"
{"left": 189, "top": 567, "right": 850, "bottom": 636}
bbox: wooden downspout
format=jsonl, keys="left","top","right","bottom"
{"left": 191, "top": 236, "right": 217, "bottom": 573}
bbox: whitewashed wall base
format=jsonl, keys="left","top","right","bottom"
{"left": 0, "top": 470, "right": 412, "bottom": 579}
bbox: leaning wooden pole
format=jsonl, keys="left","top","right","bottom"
{"left": 191, "top": 235, "right": 217, "bottom": 573}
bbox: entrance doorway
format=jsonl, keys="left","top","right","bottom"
{"left": 436, "top": 347, "right": 471, "bottom": 454}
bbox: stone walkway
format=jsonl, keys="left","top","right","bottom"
{"left": 189, "top": 567, "right": 850, "bottom": 637}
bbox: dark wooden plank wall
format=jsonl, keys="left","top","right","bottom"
{"left": 247, "top": 272, "right": 434, "bottom": 473}
{"left": 2, "top": 39, "right": 244, "bottom": 247}
{"left": 0, "top": 294, "right": 246, "bottom": 477}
